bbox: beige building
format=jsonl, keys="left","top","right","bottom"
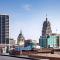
{"left": 17, "top": 31, "right": 25, "bottom": 47}
{"left": 9, "top": 38, "right": 15, "bottom": 46}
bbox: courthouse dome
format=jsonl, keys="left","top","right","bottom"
{"left": 42, "top": 17, "right": 52, "bottom": 36}
{"left": 17, "top": 31, "right": 25, "bottom": 46}
{"left": 18, "top": 31, "right": 25, "bottom": 40}
{"left": 43, "top": 18, "right": 50, "bottom": 27}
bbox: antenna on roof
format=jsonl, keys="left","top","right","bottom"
{"left": 20, "top": 29, "right": 22, "bottom": 34}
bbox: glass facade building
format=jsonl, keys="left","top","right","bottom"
{"left": 0, "top": 15, "right": 9, "bottom": 44}
{"left": 39, "top": 36, "right": 59, "bottom": 48}
{"left": 39, "top": 36, "right": 47, "bottom": 48}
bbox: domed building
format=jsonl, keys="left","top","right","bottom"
{"left": 17, "top": 31, "right": 25, "bottom": 47}
{"left": 42, "top": 17, "right": 52, "bottom": 36}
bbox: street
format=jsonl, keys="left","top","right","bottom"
{"left": 0, "top": 56, "right": 31, "bottom": 60}
{"left": 0, "top": 55, "right": 49, "bottom": 60}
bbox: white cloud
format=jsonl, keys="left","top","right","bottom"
{"left": 22, "top": 4, "right": 32, "bottom": 11}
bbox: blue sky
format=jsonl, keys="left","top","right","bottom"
{"left": 0, "top": 0, "right": 60, "bottom": 42}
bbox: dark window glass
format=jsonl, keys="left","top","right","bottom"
{"left": 6, "top": 38, "right": 9, "bottom": 44}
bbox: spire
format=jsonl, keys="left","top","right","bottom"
{"left": 20, "top": 30, "right": 22, "bottom": 35}
{"left": 46, "top": 14, "right": 48, "bottom": 21}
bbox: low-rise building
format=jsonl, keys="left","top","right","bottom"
{"left": 9, "top": 38, "right": 15, "bottom": 46}
{"left": 39, "top": 35, "right": 59, "bottom": 48}
{"left": 24, "top": 39, "right": 36, "bottom": 48}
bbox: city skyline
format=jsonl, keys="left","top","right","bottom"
{"left": 0, "top": 0, "right": 60, "bottom": 42}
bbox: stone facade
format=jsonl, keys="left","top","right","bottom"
{"left": 42, "top": 17, "right": 52, "bottom": 36}
{"left": 17, "top": 31, "right": 25, "bottom": 47}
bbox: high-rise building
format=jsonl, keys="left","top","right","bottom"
{"left": 42, "top": 17, "right": 52, "bottom": 36}
{"left": 0, "top": 15, "right": 9, "bottom": 44}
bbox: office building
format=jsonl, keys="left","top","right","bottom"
{"left": 0, "top": 15, "right": 9, "bottom": 44}
{"left": 39, "top": 35, "right": 59, "bottom": 48}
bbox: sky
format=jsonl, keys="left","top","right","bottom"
{"left": 0, "top": 0, "right": 60, "bottom": 42}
